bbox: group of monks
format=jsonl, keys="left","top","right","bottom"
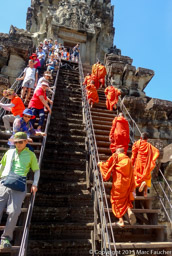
{"left": 83, "top": 61, "right": 121, "bottom": 111}
{"left": 98, "top": 113, "right": 159, "bottom": 227}
{"left": 83, "top": 61, "right": 107, "bottom": 108}
{"left": 83, "top": 63, "right": 160, "bottom": 227}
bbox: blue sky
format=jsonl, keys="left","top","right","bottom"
{"left": 112, "top": 0, "right": 172, "bottom": 101}
{"left": 0, "top": 0, "right": 171, "bottom": 101}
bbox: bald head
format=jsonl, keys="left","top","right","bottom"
{"left": 116, "top": 148, "right": 124, "bottom": 154}
{"left": 141, "top": 132, "right": 148, "bottom": 140}
{"left": 118, "top": 112, "right": 124, "bottom": 117}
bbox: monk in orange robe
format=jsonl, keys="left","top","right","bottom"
{"left": 92, "top": 61, "right": 107, "bottom": 89}
{"left": 131, "top": 132, "right": 160, "bottom": 197}
{"left": 86, "top": 80, "right": 99, "bottom": 108}
{"left": 98, "top": 148, "right": 136, "bottom": 227}
{"left": 109, "top": 113, "right": 130, "bottom": 154}
{"left": 104, "top": 86, "right": 121, "bottom": 111}
{"left": 83, "top": 73, "right": 92, "bottom": 86}
{"left": 90, "top": 74, "right": 99, "bottom": 89}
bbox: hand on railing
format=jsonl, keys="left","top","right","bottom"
{"left": 31, "top": 185, "right": 38, "bottom": 195}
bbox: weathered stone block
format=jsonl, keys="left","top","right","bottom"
{"left": 1, "top": 54, "right": 25, "bottom": 85}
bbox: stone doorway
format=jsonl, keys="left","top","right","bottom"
{"left": 64, "top": 41, "right": 76, "bottom": 48}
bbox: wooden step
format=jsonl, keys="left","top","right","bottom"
{"left": 105, "top": 195, "right": 155, "bottom": 201}
{"left": 93, "top": 123, "right": 111, "bottom": 131}
{"left": 0, "top": 226, "right": 23, "bottom": 231}
{"left": 92, "top": 118, "right": 112, "bottom": 126}
{"left": 97, "top": 141, "right": 110, "bottom": 148}
{"left": 95, "top": 134, "right": 110, "bottom": 142}
{"left": 98, "top": 147, "right": 111, "bottom": 154}
{"left": 91, "top": 108, "right": 116, "bottom": 116}
{"left": 95, "top": 129, "right": 109, "bottom": 136}
{"left": 0, "top": 246, "right": 20, "bottom": 253}
{"left": 94, "top": 102, "right": 107, "bottom": 109}
{"left": 92, "top": 115, "right": 114, "bottom": 123}
{"left": 113, "top": 241, "right": 172, "bottom": 249}
{"left": 108, "top": 223, "right": 165, "bottom": 230}
{"left": 105, "top": 208, "right": 159, "bottom": 214}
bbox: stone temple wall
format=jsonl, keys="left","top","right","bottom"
{"left": 26, "top": 0, "right": 114, "bottom": 64}
{"left": 0, "top": 26, "right": 33, "bottom": 95}
{"left": 104, "top": 52, "right": 172, "bottom": 147}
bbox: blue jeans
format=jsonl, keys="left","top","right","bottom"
{"left": 30, "top": 108, "right": 45, "bottom": 127}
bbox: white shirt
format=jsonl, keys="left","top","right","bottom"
{"left": 23, "top": 67, "right": 37, "bottom": 82}
{"left": 35, "top": 77, "right": 49, "bottom": 91}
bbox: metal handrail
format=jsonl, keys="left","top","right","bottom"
{"left": 120, "top": 95, "right": 172, "bottom": 223}
{"left": 79, "top": 55, "right": 117, "bottom": 255}
{"left": 18, "top": 61, "right": 61, "bottom": 256}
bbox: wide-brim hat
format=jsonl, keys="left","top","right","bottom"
{"left": 30, "top": 53, "right": 37, "bottom": 59}
{"left": 13, "top": 132, "right": 28, "bottom": 142}
{"left": 22, "top": 109, "right": 35, "bottom": 119}
{"left": 41, "top": 81, "right": 49, "bottom": 87}
{"left": 44, "top": 72, "right": 52, "bottom": 79}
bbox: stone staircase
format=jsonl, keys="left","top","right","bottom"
{"left": 27, "top": 62, "right": 93, "bottom": 255}
{"left": 90, "top": 89, "right": 172, "bottom": 254}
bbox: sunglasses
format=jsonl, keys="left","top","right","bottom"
{"left": 14, "top": 140, "right": 25, "bottom": 145}
{"left": 23, "top": 115, "right": 31, "bottom": 119}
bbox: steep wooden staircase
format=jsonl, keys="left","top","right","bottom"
{"left": 27, "top": 61, "right": 93, "bottom": 255}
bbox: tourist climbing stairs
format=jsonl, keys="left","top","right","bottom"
{"left": 0, "top": 67, "right": 59, "bottom": 255}
{"left": 79, "top": 58, "right": 172, "bottom": 255}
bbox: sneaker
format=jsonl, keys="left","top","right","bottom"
{"left": 0, "top": 238, "right": 12, "bottom": 249}
{"left": 5, "top": 130, "right": 11, "bottom": 134}
{"left": 36, "top": 128, "right": 42, "bottom": 133}
{"left": 0, "top": 130, "right": 11, "bottom": 135}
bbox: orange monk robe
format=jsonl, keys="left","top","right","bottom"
{"left": 97, "top": 64, "right": 107, "bottom": 79}
{"left": 92, "top": 63, "right": 99, "bottom": 76}
{"left": 99, "top": 153, "right": 135, "bottom": 218}
{"left": 92, "top": 64, "right": 107, "bottom": 89}
{"left": 83, "top": 75, "right": 92, "bottom": 86}
{"left": 90, "top": 74, "right": 99, "bottom": 89}
{"left": 92, "top": 64, "right": 107, "bottom": 79}
{"left": 109, "top": 116, "right": 130, "bottom": 154}
{"left": 86, "top": 84, "right": 99, "bottom": 104}
{"left": 104, "top": 86, "right": 121, "bottom": 111}
{"left": 131, "top": 139, "right": 159, "bottom": 188}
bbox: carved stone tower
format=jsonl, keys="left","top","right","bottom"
{"left": 26, "top": 0, "right": 114, "bottom": 64}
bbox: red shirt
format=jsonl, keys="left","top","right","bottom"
{"left": 11, "top": 96, "right": 25, "bottom": 116}
{"left": 28, "top": 88, "right": 47, "bottom": 109}
{"left": 34, "top": 58, "right": 41, "bottom": 68}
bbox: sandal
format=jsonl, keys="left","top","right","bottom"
{"left": 139, "top": 181, "right": 146, "bottom": 192}
{"left": 144, "top": 185, "right": 148, "bottom": 197}
{"left": 128, "top": 211, "right": 136, "bottom": 225}
{"left": 115, "top": 222, "right": 125, "bottom": 228}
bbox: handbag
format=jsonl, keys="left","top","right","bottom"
{"left": 2, "top": 172, "right": 26, "bottom": 192}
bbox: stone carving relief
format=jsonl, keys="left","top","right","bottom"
{"left": 27, "top": 0, "right": 113, "bottom": 35}
{"left": 26, "top": 0, "right": 114, "bottom": 63}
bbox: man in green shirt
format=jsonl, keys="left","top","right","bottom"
{"left": 0, "top": 132, "right": 40, "bottom": 249}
